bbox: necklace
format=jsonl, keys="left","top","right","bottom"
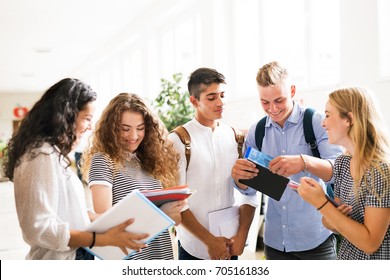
{"left": 123, "top": 152, "right": 142, "bottom": 178}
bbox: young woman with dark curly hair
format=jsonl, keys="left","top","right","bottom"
{"left": 4, "top": 79, "right": 149, "bottom": 260}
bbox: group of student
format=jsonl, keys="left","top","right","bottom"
{"left": 3, "top": 61, "right": 389, "bottom": 260}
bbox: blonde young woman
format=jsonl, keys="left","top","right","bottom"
{"left": 298, "top": 87, "right": 390, "bottom": 259}
{"left": 83, "top": 93, "right": 186, "bottom": 260}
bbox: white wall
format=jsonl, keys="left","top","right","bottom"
{"left": 0, "top": 93, "right": 41, "bottom": 142}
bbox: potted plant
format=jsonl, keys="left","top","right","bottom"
{"left": 152, "top": 73, "right": 194, "bottom": 132}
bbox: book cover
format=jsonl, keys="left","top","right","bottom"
{"left": 84, "top": 190, "right": 174, "bottom": 260}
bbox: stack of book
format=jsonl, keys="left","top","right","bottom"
{"left": 141, "top": 185, "right": 194, "bottom": 207}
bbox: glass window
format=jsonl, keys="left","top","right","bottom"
{"left": 378, "top": 0, "right": 390, "bottom": 79}
{"left": 123, "top": 48, "right": 143, "bottom": 95}
{"left": 160, "top": 16, "right": 201, "bottom": 80}
{"left": 261, "top": 0, "right": 340, "bottom": 87}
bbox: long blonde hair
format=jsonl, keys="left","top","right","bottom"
{"left": 82, "top": 93, "right": 180, "bottom": 188}
{"left": 329, "top": 87, "right": 390, "bottom": 197}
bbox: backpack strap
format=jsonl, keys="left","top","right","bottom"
{"left": 303, "top": 108, "right": 321, "bottom": 158}
{"left": 171, "top": 125, "right": 191, "bottom": 170}
{"left": 253, "top": 116, "right": 267, "bottom": 215}
{"left": 255, "top": 116, "right": 267, "bottom": 151}
{"left": 231, "top": 127, "right": 245, "bottom": 158}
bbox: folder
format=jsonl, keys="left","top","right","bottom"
{"left": 84, "top": 190, "right": 174, "bottom": 260}
{"left": 208, "top": 206, "right": 239, "bottom": 239}
{"left": 239, "top": 161, "right": 289, "bottom": 201}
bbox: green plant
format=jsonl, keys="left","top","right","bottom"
{"left": 152, "top": 73, "right": 194, "bottom": 131}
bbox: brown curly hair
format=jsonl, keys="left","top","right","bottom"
{"left": 82, "top": 93, "right": 180, "bottom": 188}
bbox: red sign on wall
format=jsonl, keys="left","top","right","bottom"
{"left": 13, "top": 106, "right": 29, "bottom": 118}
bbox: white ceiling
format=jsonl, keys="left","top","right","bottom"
{"left": 0, "top": 0, "right": 157, "bottom": 95}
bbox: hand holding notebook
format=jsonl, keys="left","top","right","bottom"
{"left": 84, "top": 190, "right": 174, "bottom": 259}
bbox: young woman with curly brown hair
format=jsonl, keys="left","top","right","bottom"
{"left": 83, "top": 92, "right": 186, "bottom": 260}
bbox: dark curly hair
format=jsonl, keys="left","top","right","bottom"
{"left": 4, "top": 78, "right": 97, "bottom": 180}
{"left": 83, "top": 93, "right": 180, "bottom": 188}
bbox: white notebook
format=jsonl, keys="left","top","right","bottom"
{"left": 84, "top": 190, "right": 174, "bottom": 260}
{"left": 208, "top": 206, "right": 239, "bottom": 239}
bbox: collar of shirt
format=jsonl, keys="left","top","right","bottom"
{"left": 265, "top": 101, "right": 302, "bottom": 129}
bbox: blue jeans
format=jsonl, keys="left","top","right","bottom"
{"left": 264, "top": 234, "right": 337, "bottom": 260}
{"left": 75, "top": 248, "right": 95, "bottom": 260}
{"left": 178, "top": 241, "right": 238, "bottom": 260}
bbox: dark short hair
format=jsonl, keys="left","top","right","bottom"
{"left": 187, "top": 67, "right": 226, "bottom": 99}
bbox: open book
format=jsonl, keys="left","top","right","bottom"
{"left": 141, "top": 185, "right": 194, "bottom": 207}
{"left": 84, "top": 190, "right": 174, "bottom": 260}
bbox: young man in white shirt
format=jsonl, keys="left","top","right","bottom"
{"left": 169, "top": 67, "right": 258, "bottom": 260}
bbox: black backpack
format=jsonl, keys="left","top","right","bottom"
{"left": 255, "top": 108, "right": 334, "bottom": 212}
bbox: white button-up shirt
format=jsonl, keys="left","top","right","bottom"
{"left": 169, "top": 118, "right": 258, "bottom": 259}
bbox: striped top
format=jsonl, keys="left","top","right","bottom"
{"left": 334, "top": 154, "right": 390, "bottom": 260}
{"left": 89, "top": 153, "right": 174, "bottom": 260}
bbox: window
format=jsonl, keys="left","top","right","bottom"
{"left": 160, "top": 16, "right": 201, "bottom": 81}
{"left": 261, "top": 0, "right": 340, "bottom": 87}
{"left": 378, "top": 0, "right": 390, "bottom": 79}
{"left": 76, "top": 0, "right": 341, "bottom": 105}
{"left": 123, "top": 47, "right": 143, "bottom": 94}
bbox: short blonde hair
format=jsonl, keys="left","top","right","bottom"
{"left": 256, "top": 61, "right": 288, "bottom": 87}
